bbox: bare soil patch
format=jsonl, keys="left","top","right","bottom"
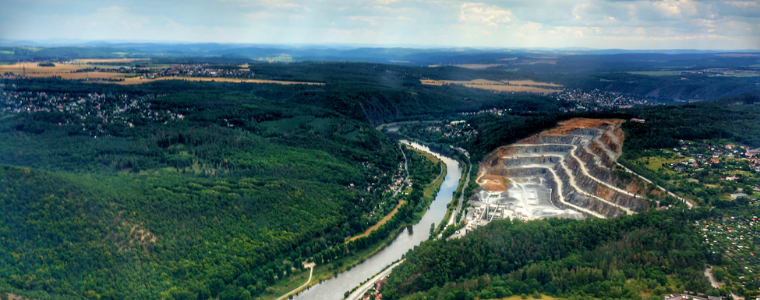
{"left": 478, "top": 174, "right": 510, "bottom": 192}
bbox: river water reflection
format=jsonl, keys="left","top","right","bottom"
{"left": 292, "top": 140, "right": 461, "bottom": 300}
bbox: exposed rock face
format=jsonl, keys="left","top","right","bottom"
{"left": 477, "top": 118, "right": 648, "bottom": 219}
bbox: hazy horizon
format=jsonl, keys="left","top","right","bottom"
{"left": 3, "top": 0, "right": 759, "bottom": 50}
{"left": 3, "top": 38, "right": 760, "bottom": 52}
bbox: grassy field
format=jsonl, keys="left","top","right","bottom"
{"left": 454, "top": 64, "right": 503, "bottom": 69}
{"left": 412, "top": 148, "right": 447, "bottom": 220}
{"left": 629, "top": 71, "right": 682, "bottom": 76}
{"left": 638, "top": 154, "right": 693, "bottom": 172}
{"left": 716, "top": 74, "right": 760, "bottom": 77}
{"left": 74, "top": 58, "right": 149, "bottom": 63}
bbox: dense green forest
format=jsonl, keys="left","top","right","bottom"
{"left": 5, "top": 45, "right": 758, "bottom": 102}
{"left": 1, "top": 58, "right": 758, "bottom": 300}
{"left": 452, "top": 91, "right": 760, "bottom": 161}
{"left": 5, "top": 70, "right": 565, "bottom": 126}
{"left": 0, "top": 76, "right": 455, "bottom": 299}
{"left": 377, "top": 92, "right": 760, "bottom": 300}
{"left": 381, "top": 209, "right": 718, "bottom": 300}
{"left": 620, "top": 92, "right": 760, "bottom": 156}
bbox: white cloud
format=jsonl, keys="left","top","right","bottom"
{"left": 0, "top": 0, "right": 758, "bottom": 49}
{"left": 459, "top": 3, "right": 513, "bottom": 28}
{"left": 349, "top": 16, "right": 380, "bottom": 26}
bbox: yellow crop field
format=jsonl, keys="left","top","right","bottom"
{"left": 27, "top": 72, "right": 123, "bottom": 79}
{"left": 501, "top": 79, "right": 563, "bottom": 87}
{"left": 74, "top": 58, "right": 149, "bottom": 63}
{"left": 0, "top": 62, "right": 91, "bottom": 74}
{"left": 1, "top": 60, "right": 323, "bottom": 86}
{"left": 420, "top": 79, "right": 562, "bottom": 94}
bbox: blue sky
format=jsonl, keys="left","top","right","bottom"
{"left": 2, "top": 0, "right": 759, "bottom": 49}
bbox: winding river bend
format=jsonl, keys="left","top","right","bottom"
{"left": 292, "top": 140, "right": 462, "bottom": 300}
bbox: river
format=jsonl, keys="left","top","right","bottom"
{"left": 291, "top": 140, "right": 462, "bottom": 300}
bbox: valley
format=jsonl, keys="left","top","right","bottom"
{"left": 1, "top": 46, "right": 759, "bottom": 300}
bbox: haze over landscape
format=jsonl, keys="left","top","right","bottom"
{"left": 2, "top": 0, "right": 760, "bottom": 49}
{"left": 2, "top": 2, "right": 760, "bottom": 300}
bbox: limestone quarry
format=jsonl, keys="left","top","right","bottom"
{"left": 467, "top": 118, "right": 650, "bottom": 226}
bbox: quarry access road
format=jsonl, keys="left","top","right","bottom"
{"left": 506, "top": 164, "right": 607, "bottom": 218}
{"left": 511, "top": 144, "right": 642, "bottom": 200}
{"left": 614, "top": 162, "right": 694, "bottom": 208}
{"left": 504, "top": 144, "right": 634, "bottom": 214}
{"left": 513, "top": 182, "right": 535, "bottom": 219}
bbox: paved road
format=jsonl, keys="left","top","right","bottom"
{"left": 345, "top": 260, "right": 405, "bottom": 300}
{"left": 704, "top": 268, "right": 722, "bottom": 288}
{"left": 393, "top": 143, "right": 410, "bottom": 197}
{"left": 447, "top": 159, "right": 472, "bottom": 227}
{"left": 275, "top": 266, "right": 314, "bottom": 300}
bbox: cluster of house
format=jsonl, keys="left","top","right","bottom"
{"left": 2, "top": 72, "right": 31, "bottom": 80}
{"left": 421, "top": 121, "right": 478, "bottom": 142}
{"left": 451, "top": 145, "right": 471, "bottom": 158}
{"left": 458, "top": 107, "right": 509, "bottom": 116}
{"left": 556, "top": 88, "right": 655, "bottom": 112}
{"left": 356, "top": 161, "right": 409, "bottom": 196}
{"left": 360, "top": 276, "right": 387, "bottom": 300}
{"left": 68, "top": 64, "right": 257, "bottom": 80}
{"left": 138, "top": 64, "right": 256, "bottom": 80}
{"left": 698, "top": 217, "right": 760, "bottom": 291}
{"left": 678, "top": 68, "right": 760, "bottom": 77}
{"left": 668, "top": 141, "right": 760, "bottom": 173}
{"left": 663, "top": 293, "right": 722, "bottom": 300}
{"left": 0, "top": 89, "right": 184, "bottom": 133}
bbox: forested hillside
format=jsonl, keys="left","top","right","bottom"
{"left": 1, "top": 59, "right": 757, "bottom": 300}
{"left": 381, "top": 209, "right": 716, "bottom": 300}
{"left": 0, "top": 77, "right": 449, "bottom": 299}
{"left": 621, "top": 91, "right": 760, "bottom": 155}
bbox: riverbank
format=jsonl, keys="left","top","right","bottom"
{"left": 261, "top": 143, "right": 448, "bottom": 300}
{"left": 290, "top": 141, "right": 462, "bottom": 300}
{"left": 435, "top": 157, "right": 469, "bottom": 234}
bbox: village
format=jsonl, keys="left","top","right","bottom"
{"left": 351, "top": 159, "right": 411, "bottom": 230}
{"left": 678, "top": 68, "right": 760, "bottom": 77}
{"left": 1, "top": 60, "right": 258, "bottom": 81}
{"left": 65, "top": 63, "right": 257, "bottom": 80}
{"left": 695, "top": 214, "right": 760, "bottom": 298}
{"left": 0, "top": 83, "right": 184, "bottom": 136}
{"left": 397, "top": 120, "right": 479, "bottom": 145}
{"left": 635, "top": 140, "right": 760, "bottom": 205}
{"left": 556, "top": 88, "right": 655, "bottom": 112}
